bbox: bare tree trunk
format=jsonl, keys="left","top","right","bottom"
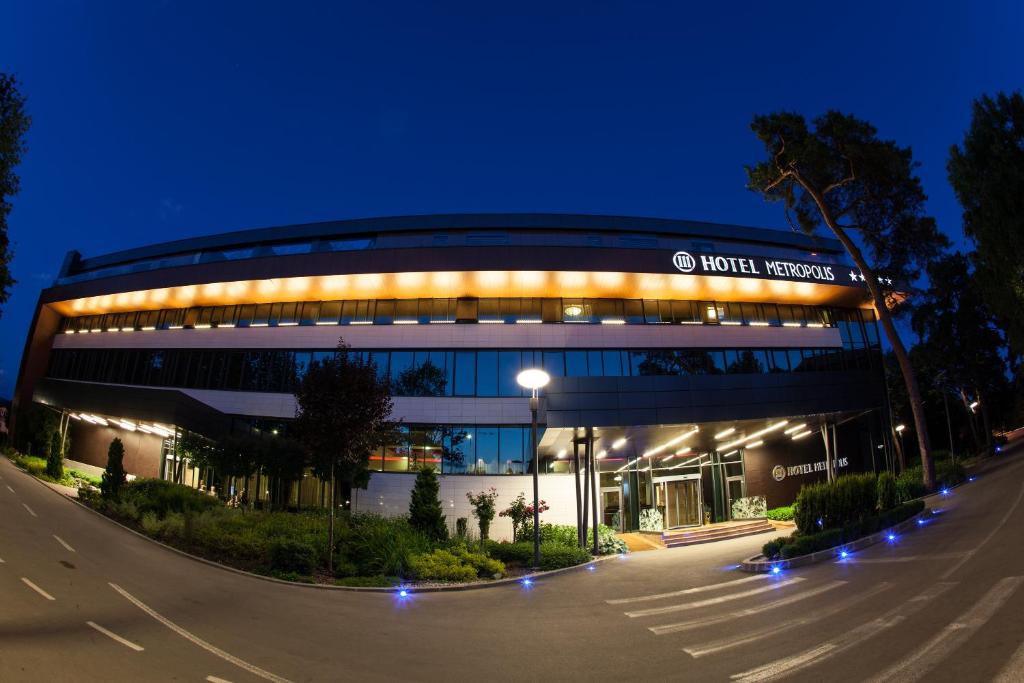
{"left": 959, "top": 390, "right": 981, "bottom": 454}
{"left": 799, "top": 181, "right": 935, "bottom": 490}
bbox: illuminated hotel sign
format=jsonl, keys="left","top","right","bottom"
{"left": 771, "top": 456, "right": 849, "bottom": 481}
{"left": 672, "top": 250, "right": 839, "bottom": 285}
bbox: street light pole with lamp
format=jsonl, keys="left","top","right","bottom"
{"left": 895, "top": 424, "right": 906, "bottom": 472}
{"left": 517, "top": 368, "right": 550, "bottom": 569}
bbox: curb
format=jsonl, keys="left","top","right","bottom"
{"left": 739, "top": 508, "right": 932, "bottom": 573}
{"left": 5, "top": 458, "right": 616, "bottom": 593}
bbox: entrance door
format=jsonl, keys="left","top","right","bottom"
{"left": 662, "top": 478, "right": 702, "bottom": 529}
{"left": 600, "top": 487, "right": 622, "bottom": 531}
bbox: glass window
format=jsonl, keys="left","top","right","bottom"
{"left": 252, "top": 304, "right": 271, "bottom": 327}
{"left": 476, "top": 351, "right": 498, "bottom": 397}
{"left": 565, "top": 351, "right": 588, "bottom": 377}
{"left": 478, "top": 298, "right": 500, "bottom": 322}
{"left": 709, "top": 350, "right": 727, "bottom": 374}
{"left": 542, "top": 351, "right": 565, "bottom": 377}
{"left": 390, "top": 351, "right": 414, "bottom": 387}
{"left": 630, "top": 350, "right": 649, "bottom": 375}
{"left": 562, "top": 299, "right": 590, "bottom": 323}
{"left": 454, "top": 351, "right": 476, "bottom": 396}
{"left": 770, "top": 349, "right": 789, "bottom": 372}
{"left": 474, "top": 427, "right": 500, "bottom": 474}
{"left": 498, "top": 351, "right": 521, "bottom": 396}
{"left": 788, "top": 349, "right": 804, "bottom": 372}
{"left": 318, "top": 301, "right": 342, "bottom": 325}
{"left": 374, "top": 300, "right": 395, "bottom": 325}
{"left": 369, "top": 351, "right": 389, "bottom": 382}
{"left": 444, "top": 426, "right": 474, "bottom": 474}
{"left": 500, "top": 427, "right": 525, "bottom": 474}
{"left": 395, "top": 299, "right": 417, "bottom": 323}
{"left": 603, "top": 350, "right": 624, "bottom": 376}
{"left": 299, "top": 302, "right": 320, "bottom": 326}
{"left": 624, "top": 299, "right": 644, "bottom": 324}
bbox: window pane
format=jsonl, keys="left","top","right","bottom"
{"left": 374, "top": 300, "right": 395, "bottom": 324}
{"left": 500, "top": 427, "right": 525, "bottom": 474}
{"left": 771, "top": 349, "right": 789, "bottom": 372}
{"left": 565, "top": 351, "right": 588, "bottom": 377}
{"left": 445, "top": 426, "right": 475, "bottom": 474}
{"left": 542, "top": 351, "right": 565, "bottom": 377}
{"left": 474, "top": 427, "right": 499, "bottom": 474}
{"left": 476, "top": 351, "right": 498, "bottom": 397}
{"left": 369, "top": 351, "right": 389, "bottom": 382}
{"left": 454, "top": 351, "right": 476, "bottom": 396}
{"left": 587, "top": 350, "right": 604, "bottom": 376}
{"left": 390, "top": 351, "right": 414, "bottom": 387}
{"left": 603, "top": 350, "right": 623, "bottom": 376}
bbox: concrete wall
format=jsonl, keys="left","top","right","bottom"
{"left": 352, "top": 472, "right": 582, "bottom": 542}
{"left": 69, "top": 421, "right": 163, "bottom": 479}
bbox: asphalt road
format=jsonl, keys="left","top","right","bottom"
{"left": 2, "top": 448, "right": 1024, "bottom": 683}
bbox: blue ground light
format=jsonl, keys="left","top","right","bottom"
{"left": 521, "top": 577, "right": 533, "bottom": 588}
{"left": 771, "top": 566, "right": 781, "bottom": 575}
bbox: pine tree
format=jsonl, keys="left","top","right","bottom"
{"left": 101, "top": 438, "right": 127, "bottom": 499}
{"left": 408, "top": 466, "right": 447, "bottom": 541}
{"left": 45, "top": 428, "right": 63, "bottom": 480}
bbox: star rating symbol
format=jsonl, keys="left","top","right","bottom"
{"left": 849, "top": 270, "right": 859, "bottom": 282}
{"left": 886, "top": 278, "right": 893, "bottom": 286}
{"left": 858, "top": 273, "right": 865, "bottom": 282}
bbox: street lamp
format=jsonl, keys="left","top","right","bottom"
{"left": 969, "top": 401, "right": 979, "bottom": 413}
{"left": 517, "top": 368, "right": 550, "bottom": 569}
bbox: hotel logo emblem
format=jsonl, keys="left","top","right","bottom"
{"left": 771, "top": 465, "right": 786, "bottom": 482}
{"left": 672, "top": 251, "right": 696, "bottom": 273}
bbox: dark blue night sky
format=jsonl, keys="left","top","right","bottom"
{"left": 0, "top": 1, "right": 1020, "bottom": 398}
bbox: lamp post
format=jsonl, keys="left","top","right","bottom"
{"left": 517, "top": 368, "right": 550, "bottom": 569}
{"left": 895, "top": 424, "right": 906, "bottom": 472}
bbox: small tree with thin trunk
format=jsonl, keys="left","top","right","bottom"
{"left": 408, "top": 466, "right": 447, "bottom": 541}
{"left": 293, "top": 339, "right": 395, "bottom": 572}
{"left": 101, "top": 437, "right": 127, "bottom": 499}
{"left": 746, "top": 110, "right": 949, "bottom": 489}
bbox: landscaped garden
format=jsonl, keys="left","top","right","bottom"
{"left": 759, "top": 458, "right": 966, "bottom": 562}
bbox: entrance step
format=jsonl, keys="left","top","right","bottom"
{"left": 661, "top": 519, "right": 775, "bottom": 548}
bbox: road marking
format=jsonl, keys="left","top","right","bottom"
{"left": 53, "top": 535, "right": 76, "bottom": 553}
{"left": 943, "top": 480, "right": 1024, "bottom": 579}
{"left": 21, "top": 577, "right": 56, "bottom": 601}
{"left": 0, "top": 556, "right": 5, "bottom": 563}
{"left": 867, "top": 576, "right": 1024, "bottom": 683}
{"left": 5, "top": 485, "right": 13, "bottom": 493}
{"left": 626, "top": 577, "right": 804, "bottom": 618}
{"left": 995, "top": 640, "right": 1024, "bottom": 683}
{"left": 22, "top": 503, "right": 37, "bottom": 517}
{"left": 843, "top": 552, "right": 968, "bottom": 564}
{"left": 608, "top": 574, "right": 770, "bottom": 604}
{"left": 207, "top": 676, "right": 235, "bottom": 683}
{"left": 685, "top": 582, "right": 890, "bottom": 657}
{"left": 86, "top": 621, "right": 145, "bottom": 651}
{"left": 109, "top": 583, "right": 294, "bottom": 683}
{"left": 650, "top": 580, "right": 844, "bottom": 635}
{"left": 730, "top": 581, "right": 956, "bottom": 682}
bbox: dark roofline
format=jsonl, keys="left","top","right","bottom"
{"left": 70, "top": 213, "right": 844, "bottom": 273}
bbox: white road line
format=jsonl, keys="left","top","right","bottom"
{"left": 730, "top": 581, "right": 957, "bottom": 683}
{"left": 867, "top": 576, "right": 1024, "bottom": 683}
{"left": 626, "top": 577, "right": 804, "bottom": 618}
{"left": 207, "top": 676, "right": 235, "bottom": 683}
{"left": 995, "top": 640, "right": 1024, "bottom": 683}
{"left": 86, "top": 621, "right": 145, "bottom": 651}
{"left": 109, "top": 583, "right": 294, "bottom": 683}
{"left": 843, "top": 552, "right": 968, "bottom": 564}
{"left": 21, "top": 577, "right": 56, "bottom": 601}
{"left": 53, "top": 535, "right": 76, "bottom": 553}
{"left": 22, "top": 503, "right": 37, "bottom": 517}
{"left": 943, "top": 480, "right": 1024, "bottom": 579}
{"left": 650, "top": 580, "right": 844, "bottom": 635}
{"left": 608, "top": 574, "right": 769, "bottom": 604}
{"left": 685, "top": 582, "right": 891, "bottom": 657}
{"left": 5, "top": 485, "right": 13, "bottom": 493}
{"left": 0, "top": 556, "right": 5, "bottom": 563}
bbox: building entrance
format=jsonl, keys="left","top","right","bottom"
{"left": 654, "top": 474, "right": 703, "bottom": 529}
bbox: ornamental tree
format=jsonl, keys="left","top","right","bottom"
{"left": 409, "top": 466, "right": 448, "bottom": 541}
{"left": 747, "top": 110, "right": 949, "bottom": 489}
{"left": 101, "top": 438, "right": 127, "bottom": 500}
{"left": 466, "top": 487, "right": 499, "bottom": 540}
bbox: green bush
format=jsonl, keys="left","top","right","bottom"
{"left": 408, "top": 549, "right": 479, "bottom": 582}
{"left": 761, "top": 535, "right": 795, "bottom": 560}
{"left": 269, "top": 539, "right": 318, "bottom": 575}
{"left": 538, "top": 542, "right": 591, "bottom": 570}
{"left": 877, "top": 472, "right": 898, "bottom": 511}
{"left": 124, "top": 479, "right": 221, "bottom": 517}
{"left": 481, "top": 540, "right": 534, "bottom": 565}
{"left": 342, "top": 514, "right": 433, "bottom": 577}
{"left": 408, "top": 467, "right": 448, "bottom": 542}
{"left": 794, "top": 473, "right": 878, "bottom": 533}
{"left": 101, "top": 438, "right": 127, "bottom": 499}
{"left": 766, "top": 506, "right": 795, "bottom": 521}
{"left": 597, "top": 527, "right": 628, "bottom": 555}
{"left": 448, "top": 543, "right": 506, "bottom": 578}
{"left": 896, "top": 467, "right": 927, "bottom": 503}
{"left": 779, "top": 500, "right": 925, "bottom": 560}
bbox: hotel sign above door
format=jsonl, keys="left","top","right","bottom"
{"left": 672, "top": 250, "right": 850, "bottom": 286}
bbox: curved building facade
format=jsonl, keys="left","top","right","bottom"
{"left": 15, "top": 214, "right": 892, "bottom": 539}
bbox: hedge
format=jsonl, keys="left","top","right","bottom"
{"left": 794, "top": 473, "right": 878, "bottom": 533}
{"left": 766, "top": 506, "right": 794, "bottom": 522}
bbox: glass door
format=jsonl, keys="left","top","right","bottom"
{"left": 600, "top": 487, "right": 622, "bottom": 531}
{"left": 658, "top": 476, "right": 703, "bottom": 529}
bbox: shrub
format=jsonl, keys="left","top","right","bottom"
{"left": 46, "top": 436, "right": 64, "bottom": 481}
{"left": 408, "top": 549, "right": 479, "bottom": 582}
{"left": 778, "top": 500, "right": 925, "bottom": 560}
{"left": 896, "top": 466, "right": 927, "bottom": 503}
{"left": 936, "top": 460, "right": 966, "bottom": 489}
{"left": 124, "top": 479, "right": 221, "bottom": 517}
{"left": 499, "top": 492, "right": 549, "bottom": 542}
{"left": 408, "top": 467, "right": 448, "bottom": 542}
{"left": 877, "top": 472, "right": 898, "bottom": 511}
{"left": 100, "top": 438, "right": 127, "bottom": 500}
{"left": 794, "top": 473, "right": 878, "bottom": 533}
{"left": 766, "top": 506, "right": 795, "bottom": 522}
{"left": 761, "top": 535, "right": 795, "bottom": 560}
{"left": 343, "top": 514, "right": 432, "bottom": 577}
{"left": 597, "top": 527, "right": 628, "bottom": 555}
{"left": 267, "top": 539, "right": 317, "bottom": 575}
{"left": 455, "top": 517, "right": 468, "bottom": 538}
{"left": 449, "top": 543, "right": 506, "bottom": 578}
{"left": 538, "top": 542, "right": 591, "bottom": 570}
{"left": 481, "top": 540, "right": 534, "bottom": 565}
{"left": 466, "top": 488, "right": 499, "bottom": 540}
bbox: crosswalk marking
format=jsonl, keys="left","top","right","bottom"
{"left": 867, "top": 577, "right": 1024, "bottom": 683}
{"left": 841, "top": 553, "right": 967, "bottom": 564}
{"left": 626, "top": 577, "right": 804, "bottom": 618}
{"left": 730, "top": 581, "right": 957, "bottom": 682}
{"left": 649, "top": 580, "right": 843, "bottom": 635}
{"left": 995, "top": 640, "right": 1024, "bottom": 683}
{"left": 21, "top": 577, "right": 56, "bottom": 601}
{"left": 608, "top": 574, "right": 769, "bottom": 604}
{"left": 684, "top": 582, "right": 890, "bottom": 657}
{"left": 942, "top": 481, "right": 1024, "bottom": 579}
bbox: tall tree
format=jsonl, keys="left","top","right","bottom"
{"left": 747, "top": 111, "right": 949, "bottom": 489}
{"left": 948, "top": 92, "right": 1024, "bottom": 359}
{"left": 0, "top": 73, "right": 29, "bottom": 315}
{"left": 293, "top": 340, "right": 395, "bottom": 571}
